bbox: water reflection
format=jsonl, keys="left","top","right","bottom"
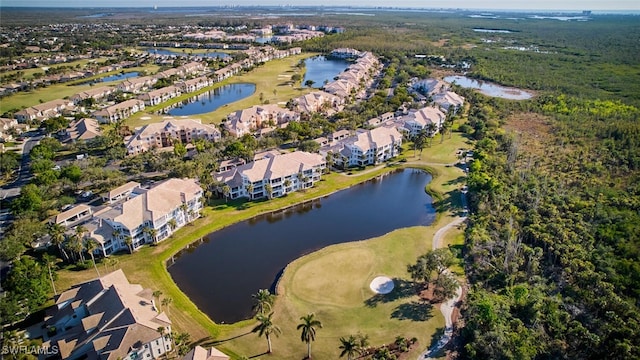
{"left": 444, "top": 75, "right": 533, "bottom": 100}
{"left": 168, "top": 169, "right": 435, "bottom": 323}
{"left": 162, "top": 83, "right": 256, "bottom": 116}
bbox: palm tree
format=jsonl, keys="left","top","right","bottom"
{"left": 143, "top": 226, "right": 158, "bottom": 243}
{"left": 153, "top": 290, "right": 163, "bottom": 310}
{"left": 222, "top": 184, "right": 231, "bottom": 202}
{"left": 339, "top": 335, "right": 362, "bottom": 360}
{"left": 42, "top": 254, "right": 58, "bottom": 295}
{"left": 161, "top": 297, "right": 173, "bottom": 315}
{"left": 124, "top": 235, "right": 133, "bottom": 254}
{"left": 167, "top": 218, "right": 178, "bottom": 233}
{"left": 297, "top": 313, "right": 322, "bottom": 359}
{"left": 265, "top": 183, "right": 273, "bottom": 199}
{"left": 84, "top": 238, "right": 101, "bottom": 277}
{"left": 252, "top": 289, "right": 275, "bottom": 315}
{"left": 245, "top": 184, "right": 254, "bottom": 199}
{"left": 74, "top": 225, "right": 88, "bottom": 261}
{"left": 48, "top": 223, "right": 69, "bottom": 262}
{"left": 252, "top": 312, "right": 281, "bottom": 354}
{"left": 179, "top": 203, "right": 188, "bottom": 222}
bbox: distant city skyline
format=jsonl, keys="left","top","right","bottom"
{"left": 1, "top": 0, "right": 639, "bottom": 11}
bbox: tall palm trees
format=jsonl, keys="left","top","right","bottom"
{"left": 252, "top": 312, "right": 281, "bottom": 354}
{"left": 84, "top": 238, "right": 101, "bottom": 277}
{"left": 339, "top": 335, "right": 360, "bottom": 360}
{"left": 297, "top": 313, "right": 322, "bottom": 359}
{"left": 251, "top": 289, "right": 275, "bottom": 315}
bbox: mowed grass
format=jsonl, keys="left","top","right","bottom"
{"left": 209, "top": 225, "right": 447, "bottom": 359}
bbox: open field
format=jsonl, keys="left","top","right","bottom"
{"left": 54, "top": 130, "right": 470, "bottom": 359}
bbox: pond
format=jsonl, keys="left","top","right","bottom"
{"left": 302, "top": 55, "right": 351, "bottom": 88}
{"left": 164, "top": 83, "right": 255, "bottom": 116}
{"left": 78, "top": 72, "right": 139, "bottom": 85}
{"left": 145, "top": 48, "right": 231, "bottom": 59}
{"left": 444, "top": 75, "right": 533, "bottom": 100}
{"left": 168, "top": 168, "right": 436, "bottom": 324}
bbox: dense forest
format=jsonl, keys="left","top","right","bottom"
{"left": 304, "top": 12, "right": 640, "bottom": 358}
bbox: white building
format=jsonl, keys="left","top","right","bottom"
{"left": 42, "top": 269, "right": 172, "bottom": 360}
{"left": 91, "top": 178, "right": 203, "bottom": 254}
{"left": 125, "top": 118, "right": 221, "bottom": 155}
{"left": 215, "top": 151, "right": 326, "bottom": 200}
{"left": 333, "top": 127, "right": 403, "bottom": 167}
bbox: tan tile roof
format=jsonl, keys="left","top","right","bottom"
{"left": 232, "top": 151, "right": 325, "bottom": 183}
{"left": 182, "top": 346, "right": 230, "bottom": 360}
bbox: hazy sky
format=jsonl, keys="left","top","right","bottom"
{"left": 1, "top": 0, "right": 638, "bottom": 10}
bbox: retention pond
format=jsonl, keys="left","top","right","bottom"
{"left": 168, "top": 168, "right": 436, "bottom": 323}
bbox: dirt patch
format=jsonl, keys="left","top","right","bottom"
{"left": 432, "top": 39, "right": 449, "bottom": 47}
{"left": 503, "top": 112, "right": 554, "bottom": 158}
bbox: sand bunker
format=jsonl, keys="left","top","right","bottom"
{"left": 369, "top": 276, "right": 394, "bottom": 294}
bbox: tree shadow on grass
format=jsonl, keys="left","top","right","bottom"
{"left": 194, "top": 331, "right": 253, "bottom": 347}
{"left": 364, "top": 278, "right": 416, "bottom": 308}
{"left": 391, "top": 300, "right": 434, "bottom": 321}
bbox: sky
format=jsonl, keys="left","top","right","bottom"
{"left": 1, "top": 0, "right": 639, "bottom": 10}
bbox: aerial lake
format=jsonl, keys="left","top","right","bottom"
{"left": 164, "top": 83, "right": 255, "bottom": 116}
{"left": 146, "top": 48, "right": 231, "bottom": 59}
{"left": 303, "top": 55, "right": 351, "bottom": 88}
{"left": 168, "top": 168, "right": 436, "bottom": 324}
{"left": 78, "top": 71, "right": 139, "bottom": 85}
{"left": 444, "top": 75, "right": 533, "bottom": 100}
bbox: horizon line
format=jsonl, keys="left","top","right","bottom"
{"left": 0, "top": 5, "right": 638, "bottom": 12}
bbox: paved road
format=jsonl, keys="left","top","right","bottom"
{"left": 0, "top": 134, "right": 41, "bottom": 202}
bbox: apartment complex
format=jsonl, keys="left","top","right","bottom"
{"left": 214, "top": 151, "right": 326, "bottom": 200}
{"left": 42, "top": 269, "right": 172, "bottom": 360}
{"left": 125, "top": 118, "right": 221, "bottom": 155}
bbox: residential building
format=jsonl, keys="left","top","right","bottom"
{"left": 182, "top": 346, "right": 230, "bottom": 360}
{"left": 70, "top": 86, "right": 115, "bottom": 105}
{"left": 175, "top": 76, "right": 214, "bottom": 93}
{"left": 93, "top": 178, "right": 203, "bottom": 253}
{"left": 224, "top": 104, "right": 299, "bottom": 138}
{"left": 42, "top": 269, "right": 172, "bottom": 360}
{"left": 64, "top": 118, "right": 102, "bottom": 143}
{"left": 433, "top": 91, "right": 465, "bottom": 113}
{"left": 102, "top": 181, "right": 141, "bottom": 204}
{"left": 290, "top": 91, "right": 344, "bottom": 114}
{"left": 116, "top": 76, "right": 158, "bottom": 93}
{"left": 125, "top": 118, "right": 221, "bottom": 155}
{"left": 52, "top": 205, "right": 93, "bottom": 227}
{"left": 412, "top": 78, "right": 449, "bottom": 95}
{"left": 334, "top": 127, "right": 403, "bottom": 167}
{"left": 15, "top": 98, "right": 74, "bottom": 122}
{"left": 214, "top": 151, "right": 326, "bottom": 200}
{"left": 93, "top": 99, "right": 145, "bottom": 124}
{"left": 137, "top": 85, "right": 181, "bottom": 106}
{"left": 400, "top": 106, "right": 446, "bottom": 137}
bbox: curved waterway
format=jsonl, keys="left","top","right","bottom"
{"left": 168, "top": 168, "right": 435, "bottom": 324}
{"left": 165, "top": 83, "right": 255, "bottom": 116}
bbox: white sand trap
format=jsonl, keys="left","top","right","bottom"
{"left": 140, "top": 116, "right": 151, "bottom": 120}
{"left": 370, "top": 276, "right": 394, "bottom": 294}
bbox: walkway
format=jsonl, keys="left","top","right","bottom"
{"left": 418, "top": 215, "right": 467, "bottom": 360}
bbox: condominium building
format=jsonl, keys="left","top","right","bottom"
{"left": 42, "top": 269, "right": 172, "bottom": 360}
{"left": 125, "top": 118, "right": 221, "bottom": 155}
{"left": 215, "top": 151, "right": 326, "bottom": 200}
